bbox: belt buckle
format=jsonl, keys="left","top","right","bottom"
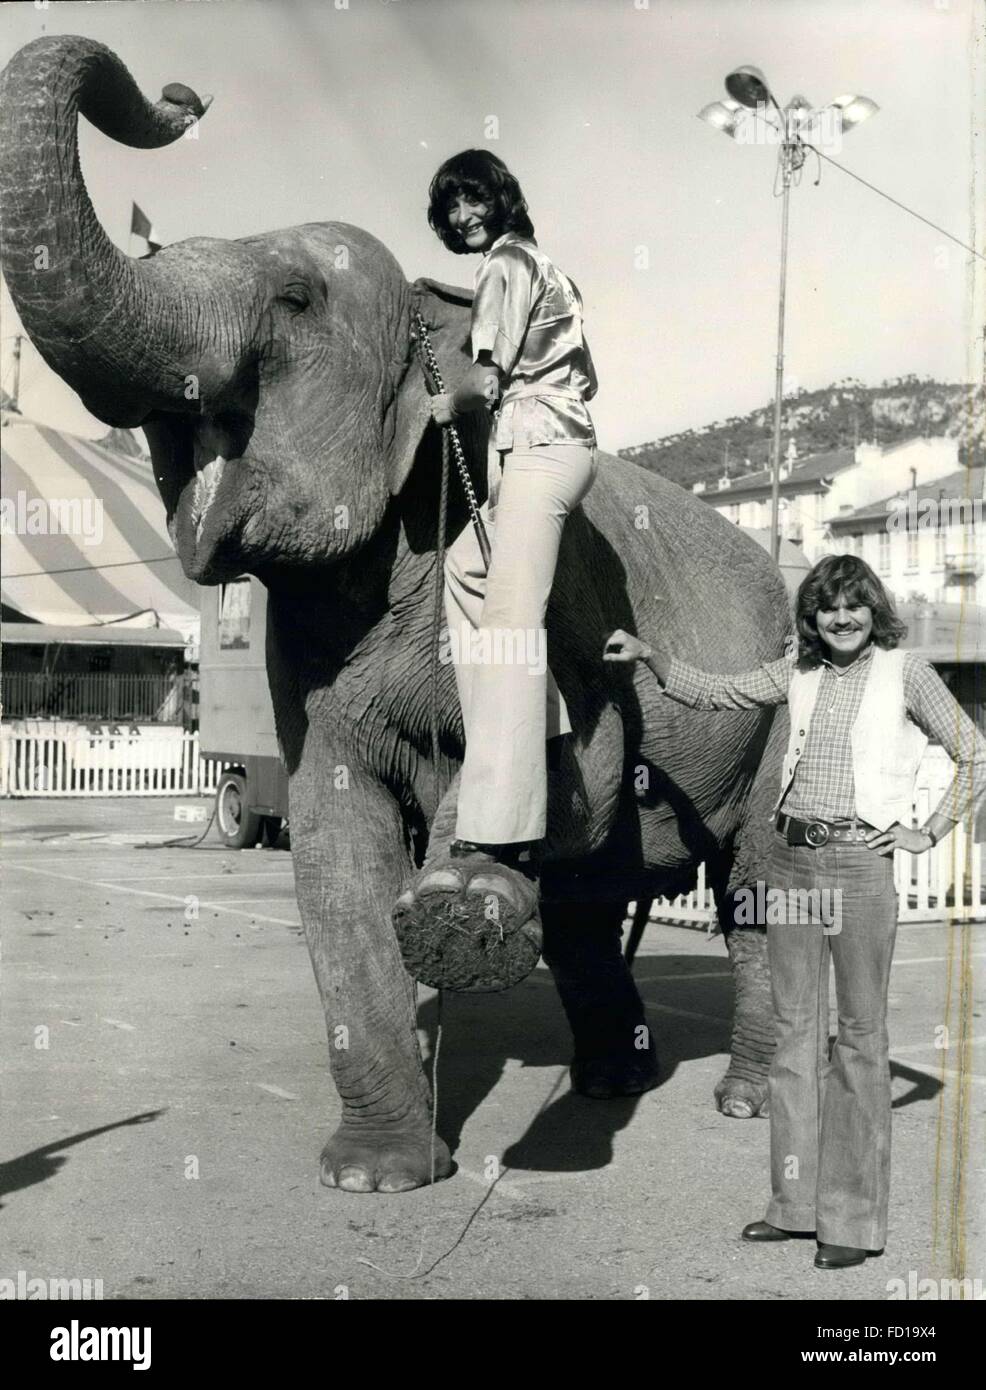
{"left": 804, "top": 820, "right": 830, "bottom": 847}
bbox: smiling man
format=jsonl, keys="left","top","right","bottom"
{"left": 604, "top": 553, "right": 986, "bottom": 1272}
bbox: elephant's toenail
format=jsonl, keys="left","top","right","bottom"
{"left": 377, "top": 1172, "right": 419, "bottom": 1193}
{"left": 465, "top": 872, "right": 528, "bottom": 912}
{"left": 417, "top": 869, "right": 464, "bottom": 895}
{"left": 721, "top": 1098, "right": 755, "bottom": 1119}
{"left": 521, "top": 921, "right": 543, "bottom": 947}
{"left": 338, "top": 1167, "right": 375, "bottom": 1191}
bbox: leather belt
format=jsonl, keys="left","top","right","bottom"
{"left": 776, "top": 812, "right": 876, "bottom": 847}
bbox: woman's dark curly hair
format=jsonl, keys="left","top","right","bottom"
{"left": 427, "top": 149, "right": 535, "bottom": 254}
{"left": 795, "top": 554, "right": 907, "bottom": 666}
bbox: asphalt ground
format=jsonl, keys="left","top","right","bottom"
{"left": 2, "top": 795, "right": 983, "bottom": 1302}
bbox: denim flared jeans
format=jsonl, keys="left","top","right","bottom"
{"left": 763, "top": 829, "right": 899, "bottom": 1250}
{"left": 444, "top": 439, "right": 597, "bottom": 844}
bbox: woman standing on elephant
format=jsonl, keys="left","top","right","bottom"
{"left": 604, "top": 554, "right": 986, "bottom": 1269}
{"left": 424, "top": 148, "right": 598, "bottom": 872}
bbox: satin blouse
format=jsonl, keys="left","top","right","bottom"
{"left": 471, "top": 231, "right": 597, "bottom": 451}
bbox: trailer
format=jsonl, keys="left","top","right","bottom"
{"left": 199, "top": 576, "right": 288, "bottom": 848}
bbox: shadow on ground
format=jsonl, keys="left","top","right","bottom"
{"left": 417, "top": 955, "right": 733, "bottom": 1175}
{"left": 0, "top": 1111, "right": 165, "bottom": 1210}
{"left": 417, "top": 956, "right": 943, "bottom": 1177}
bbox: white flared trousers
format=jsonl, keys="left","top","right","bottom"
{"left": 444, "top": 439, "right": 597, "bottom": 844}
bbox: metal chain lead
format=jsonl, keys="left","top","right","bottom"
{"left": 411, "top": 308, "right": 491, "bottom": 567}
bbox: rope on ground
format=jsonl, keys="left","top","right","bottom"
{"left": 134, "top": 805, "right": 217, "bottom": 850}
{"left": 358, "top": 1027, "right": 571, "bottom": 1283}
{"left": 356, "top": 988, "right": 445, "bottom": 1280}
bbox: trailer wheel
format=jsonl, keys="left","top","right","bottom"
{"left": 216, "top": 771, "right": 263, "bottom": 849}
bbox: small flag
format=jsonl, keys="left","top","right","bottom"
{"left": 130, "top": 202, "right": 161, "bottom": 253}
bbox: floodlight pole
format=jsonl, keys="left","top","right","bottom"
{"left": 770, "top": 134, "right": 795, "bottom": 564}
{"left": 701, "top": 76, "right": 876, "bottom": 565}
{"left": 10, "top": 332, "right": 22, "bottom": 412}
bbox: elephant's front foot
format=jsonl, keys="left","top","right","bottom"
{"left": 392, "top": 850, "right": 542, "bottom": 993}
{"left": 320, "top": 1122, "right": 453, "bottom": 1193}
{"left": 714, "top": 1073, "right": 770, "bottom": 1119}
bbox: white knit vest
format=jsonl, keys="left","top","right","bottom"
{"left": 772, "top": 645, "right": 927, "bottom": 831}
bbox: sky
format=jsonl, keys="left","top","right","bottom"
{"left": 0, "top": 0, "right": 982, "bottom": 453}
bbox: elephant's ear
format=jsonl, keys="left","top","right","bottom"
{"left": 387, "top": 277, "right": 475, "bottom": 497}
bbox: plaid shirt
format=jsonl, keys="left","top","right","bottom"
{"left": 662, "top": 644, "right": 986, "bottom": 825}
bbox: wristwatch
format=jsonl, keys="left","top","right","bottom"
{"left": 921, "top": 825, "right": 938, "bottom": 848}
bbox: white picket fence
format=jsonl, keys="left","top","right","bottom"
{"left": 0, "top": 728, "right": 229, "bottom": 798}
{"left": 2, "top": 728, "right": 983, "bottom": 923}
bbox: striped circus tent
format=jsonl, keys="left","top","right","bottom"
{"left": 1, "top": 411, "right": 200, "bottom": 642}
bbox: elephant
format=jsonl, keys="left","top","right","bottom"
{"left": 1, "top": 35, "right": 788, "bottom": 1193}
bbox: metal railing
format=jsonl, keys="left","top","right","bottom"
{"left": 1, "top": 671, "right": 192, "bottom": 724}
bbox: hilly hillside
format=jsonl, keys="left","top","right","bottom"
{"left": 618, "top": 378, "right": 985, "bottom": 489}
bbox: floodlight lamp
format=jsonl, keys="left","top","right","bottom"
{"left": 725, "top": 66, "right": 773, "bottom": 109}
{"left": 697, "top": 98, "right": 745, "bottom": 140}
{"left": 831, "top": 94, "right": 879, "bottom": 131}
{"left": 785, "top": 94, "right": 814, "bottom": 128}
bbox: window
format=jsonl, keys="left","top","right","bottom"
{"left": 906, "top": 529, "right": 919, "bottom": 572}
{"left": 878, "top": 531, "right": 890, "bottom": 575}
{"left": 934, "top": 527, "right": 946, "bottom": 569}
{"left": 218, "top": 578, "right": 251, "bottom": 650}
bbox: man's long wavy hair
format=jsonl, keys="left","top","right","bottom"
{"left": 795, "top": 554, "right": 907, "bottom": 666}
{"left": 427, "top": 149, "right": 535, "bottom": 254}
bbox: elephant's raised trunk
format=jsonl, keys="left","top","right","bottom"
{"left": 0, "top": 35, "right": 210, "bottom": 425}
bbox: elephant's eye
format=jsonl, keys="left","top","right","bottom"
{"left": 279, "top": 283, "right": 311, "bottom": 312}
